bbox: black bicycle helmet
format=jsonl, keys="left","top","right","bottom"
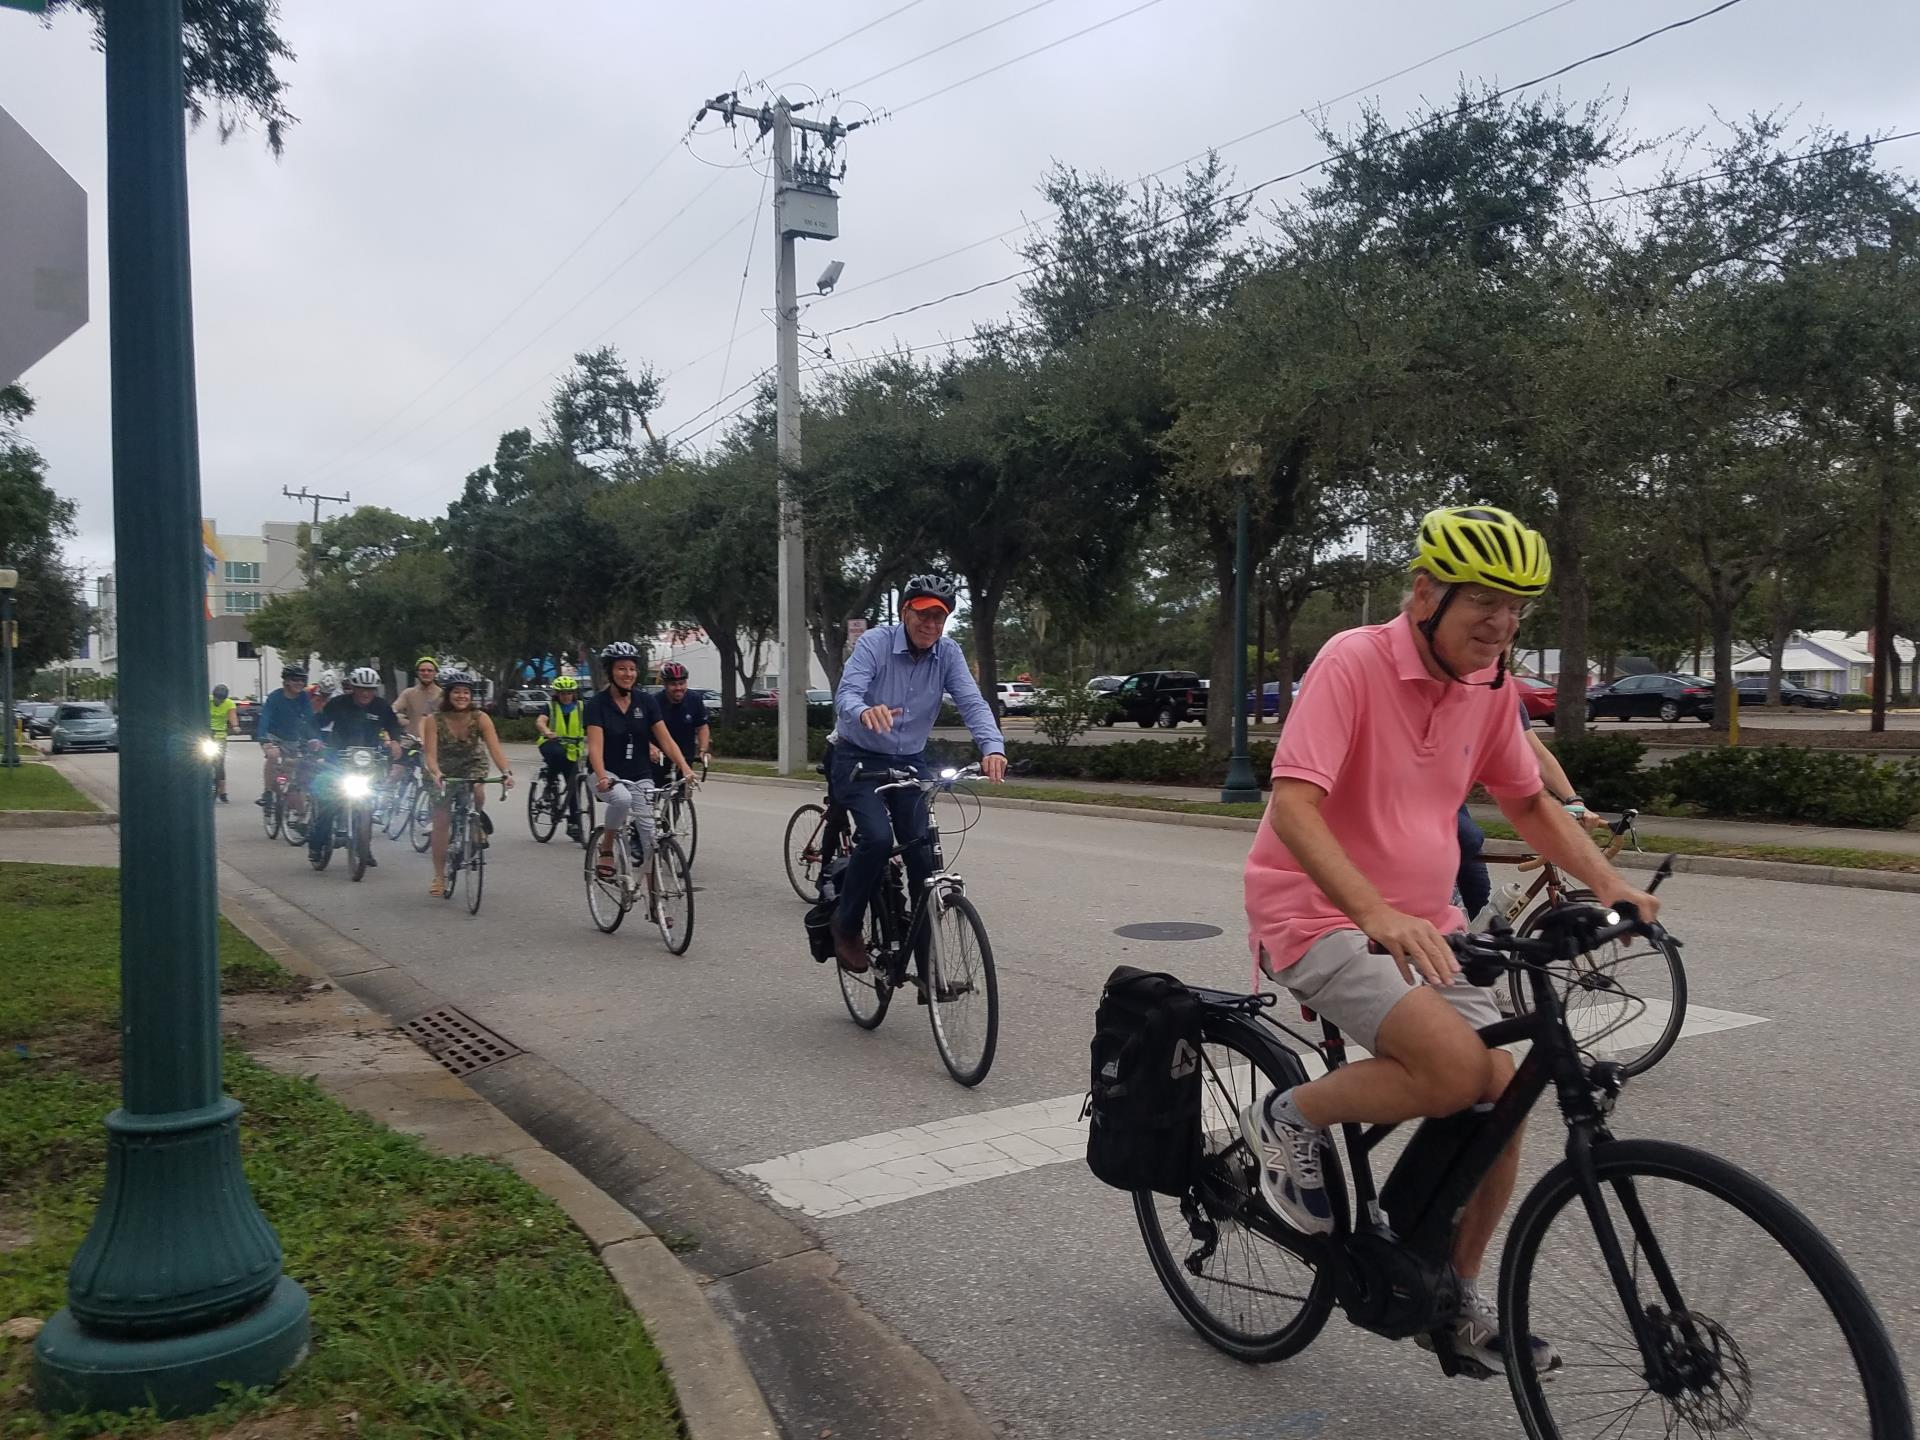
{"left": 281, "top": 665, "right": 307, "bottom": 683}
{"left": 901, "top": 573, "right": 959, "bottom": 613}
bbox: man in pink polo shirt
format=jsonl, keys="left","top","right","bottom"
{"left": 1241, "top": 505, "right": 1658, "bottom": 1378}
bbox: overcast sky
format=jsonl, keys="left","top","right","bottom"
{"left": 3, "top": 0, "right": 1915, "bottom": 582}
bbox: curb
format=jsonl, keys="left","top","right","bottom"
{"left": 214, "top": 880, "right": 781, "bottom": 1440}
{"left": 705, "top": 771, "right": 1920, "bottom": 893}
{"left": 0, "top": 809, "right": 117, "bottom": 828}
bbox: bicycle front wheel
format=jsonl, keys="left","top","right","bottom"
{"left": 347, "top": 807, "right": 373, "bottom": 882}
{"left": 784, "top": 803, "right": 827, "bottom": 900}
{"left": 923, "top": 890, "right": 999, "bottom": 1087}
{"left": 282, "top": 791, "right": 310, "bottom": 847}
{"left": 1134, "top": 1016, "right": 1344, "bottom": 1364}
{"left": 583, "top": 825, "right": 630, "bottom": 933}
{"left": 262, "top": 789, "right": 283, "bottom": 840}
{"left": 650, "top": 837, "right": 694, "bottom": 954}
{"left": 1503, "top": 1137, "right": 1911, "bottom": 1440}
{"left": 463, "top": 830, "right": 484, "bottom": 914}
{"left": 527, "top": 777, "right": 559, "bottom": 843}
{"left": 410, "top": 784, "right": 435, "bottom": 854}
{"left": 1512, "top": 891, "right": 1687, "bottom": 1076}
{"left": 671, "top": 790, "right": 698, "bottom": 867}
{"left": 384, "top": 775, "right": 416, "bottom": 840}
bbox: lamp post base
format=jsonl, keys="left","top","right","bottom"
{"left": 1219, "top": 753, "right": 1263, "bottom": 805}
{"left": 35, "top": 1275, "right": 310, "bottom": 1419}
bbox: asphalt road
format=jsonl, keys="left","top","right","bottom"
{"left": 62, "top": 749, "right": 1919, "bottom": 1438}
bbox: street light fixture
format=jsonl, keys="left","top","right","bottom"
{"left": 1220, "top": 445, "right": 1262, "bottom": 804}
{"left": 1, "top": 565, "right": 19, "bottom": 769}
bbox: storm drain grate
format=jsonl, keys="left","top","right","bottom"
{"left": 1114, "top": 922, "right": 1225, "bottom": 942}
{"left": 398, "top": 1006, "right": 523, "bottom": 1077}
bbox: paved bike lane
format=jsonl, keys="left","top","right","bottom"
{"left": 55, "top": 752, "right": 1920, "bottom": 1439}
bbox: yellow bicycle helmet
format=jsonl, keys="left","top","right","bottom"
{"left": 550, "top": 675, "right": 579, "bottom": 693}
{"left": 1410, "top": 506, "right": 1551, "bottom": 596}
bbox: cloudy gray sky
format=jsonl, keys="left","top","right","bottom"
{"left": 3, "top": 0, "right": 1915, "bottom": 580}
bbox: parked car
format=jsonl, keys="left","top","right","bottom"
{"left": 1103, "top": 670, "right": 1208, "bottom": 728}
{"left": 230, "top": 698, "right": 259, "bottom": 737}
{"left": 505, "top": 687, "right": 550, "bottom": 718}
{"left": 805, "top": 688, "right": 832, "bottom": 706}
{"left": 17, "top": 701, "right": 60, "bottom": 738}
{"left": 995, "top": 681, "right": 1038, "bottom": 715}
{"left": 1585, "top": 673, "right": 1715, "bottom": 723}
{"left": 1515, "top": 675, "right": 1558, "bottom": 723}
{"left": 49, "top": 702, "right": 119, "bottom": 753}
{"left": 748, "top": 690, "right": 779, "bottom": 711}
{"left": 1733, "top": 676, "right": 1841, "bottom": 709}
{"left": 1087, "top": 675, "right": 1126, "bottom": 694}
{"left": 1244, "top": 680, "right": 1303, "bottom": 717}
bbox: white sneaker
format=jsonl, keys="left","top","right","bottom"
{"left": 1238, "top": 1090, "right": 1335, "bottom": 1235}
{"left": 1425, "top": 1287, "right": 1563, "bottom": 1377}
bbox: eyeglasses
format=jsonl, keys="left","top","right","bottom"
{"left": 1458, "top": 588, "right": 1536, "bottom": 620}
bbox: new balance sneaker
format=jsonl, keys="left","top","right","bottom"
{"left": 1238, "top": 1090, "right": 1335, "bottom": 1235}
{"left": 1422, "top": 1287, "right": 1562, "bottom": 1378}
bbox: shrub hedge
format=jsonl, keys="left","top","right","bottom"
{"left": 1656, "top": 745, "right": 1920, "bottom": 829}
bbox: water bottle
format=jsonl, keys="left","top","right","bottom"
{"left": 1470, "top": 880, "right": 1529, "bottom": 931}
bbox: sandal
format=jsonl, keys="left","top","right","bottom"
{"left": 429, "top": 876, "right": 445, "bottom": 898}
{"left": 595, "top": 856, "right": 617, "bottom": 880}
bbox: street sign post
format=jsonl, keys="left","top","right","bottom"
{"left": 0, "top": 103, "right": 88, "bottom": 386}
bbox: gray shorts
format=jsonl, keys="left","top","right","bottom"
{"left": 1277, "top": 929, "right": 1501, "bottom": 1054}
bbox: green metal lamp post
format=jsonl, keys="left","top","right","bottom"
{"left": 33, "top": 0, "right": 309, "bottom": 1416}
{"left": 1220, "top": 445, "right": 1263, "bottom": 804}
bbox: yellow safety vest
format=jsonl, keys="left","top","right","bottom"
{"left": 209, "top": 698, "right": 238, "bottom": 737}
{"left": 548, "top": 701, "right": 584, "bottom": 761}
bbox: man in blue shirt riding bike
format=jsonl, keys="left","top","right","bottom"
{"left": 826, "top": 574, "right": 1007, "bottom": 972}
{"left": 256, "top": 664, "right": 317, "bottom": 809}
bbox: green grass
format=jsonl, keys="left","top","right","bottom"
{"left": 0, "top": 765, "right": 96, "bottom": 813}
{"left": 0, "top": 863, "right": 682, "bottom": 1440}
{"left": 992, "top": 781, "right": 1270, "bottom": 820}
{"left": 704, "top": 758, "right": 780, "bottom": 779}
{"left": 1475, "top": 818, "right": 1920, "bottom": 874}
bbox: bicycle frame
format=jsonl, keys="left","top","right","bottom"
{"left": 1195, "top": 906, "right": 1699, "bottom": 1387}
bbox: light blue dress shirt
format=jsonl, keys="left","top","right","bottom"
{"left": 832, "top": 624, "right": 1006, "bottom": 757}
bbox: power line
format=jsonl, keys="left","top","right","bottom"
{"left": 888, "top": 0, "right": 1174, "bottom": 117}
{"left": 837, "top": 0, "right": 1069, "bottom": 94}
{"left": 824, "top": 0, "right": 1591, "bottom": 308}
{"left": 340, "top": 174, "right": 736, "bottom": 479}
{"left": 760, "top": 0, "right": 933, "bottom": 84}
{"left": 821, "top": 0, "right": 1755, "bottom": 343}
{"left": 715, "top": 168, "right": 771, "bottom": 406}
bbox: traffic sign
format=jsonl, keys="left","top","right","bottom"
{"left": 0, "top": 104, "right": 88, "bottom": 386}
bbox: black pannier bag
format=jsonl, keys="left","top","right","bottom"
{"left": 1084, "top": 965, "right": 1204, "bottom": 1196}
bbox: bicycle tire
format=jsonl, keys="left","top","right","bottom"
{"left": 348, "top": 807, "right": 372, "bottom": 882}
{"left": 674, "top": 790, "right": 698, "bottom": 867}
{"left": 310, "top": 825, "right": 333, "bottom": 871}
{"left": 573, "top": 777, "right": 596, "bottom": 847}
{"left": 1510, "top": 891, "right": 1687, "bottom": 1078}
{"left": 651, "top": 837, "right": 694, "bottom": 954}
{"left": 1134, "top": 1014, "right": 1345, "bottom": 1364}
{"left": 282, "top": 789, "right": 310, "bottom": 847}
{"left": 1503, "top": 1137, "right": 1911, "bottom": 1440}
{"left": 464, "top": 831, "right": 484, "bottom": 914}
{"left": 923, "top": 890, "right": 999, "bottom": 1087}
{"left": 583, "top": 825, "right": 630, "bottom": 933}
{"left": 262, "top": 789, "right": 283, "bottom": 840}
{"left": 527, "top": 776, "right": 559, "bottom": 843}
{"left": 410, "top": 784, "right": 435, "bottom": 854}
{"left": 784, "top": 803, "right": 828, "bottom": 901}
{"left": 837, "top": 888, "right": 894, "bottom": 1029}
{"left": 384, "top": 775, "right": 416, "bottom": 840}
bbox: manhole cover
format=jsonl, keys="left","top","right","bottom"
{"left": 1114, "top": 922, "right": 1225, "bottom": 942}
{"left": 398, "top": 1006, "right": 522, "bottom": 1077}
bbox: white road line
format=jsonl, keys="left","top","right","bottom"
{"left": 737, "top": 1003, "right": 1769, "bottom": 1219}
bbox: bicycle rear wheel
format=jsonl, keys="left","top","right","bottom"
{"left": 837, "top": 891, "right": 894, "bottom": 1029}
{"left": 527, "top": 776, "right": 559, "bottom": 843}
{"left": 1504, "top": 1137, "right": 1909, "bottom": 1439}
{"left": 784, "top": 802, "right": 827, "bottom": 900}
{"left": 410, "top": 784, "right": 436, "bottom": 853}
{"left": 583, "top": 825, "right": 630, "bottom": 933}
{"left": 1134, "top": 1015, "right": 1344, "bottom": 1364}
{"left": 923, "top": 890, "right": 999, "bottom": 1087}
{"left": 1512, "top": 892, "right": 1687, "bottom": 1077}
{"left": 650, "top": 837, "right": 694, "bottom": 954}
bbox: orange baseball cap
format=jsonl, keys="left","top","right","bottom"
{"left": 904, "top": 595, "right": 951, "bottom": 614}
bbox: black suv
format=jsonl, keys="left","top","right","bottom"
{"left": 1102, "top": 670, "right": 1208, "bottom": 729}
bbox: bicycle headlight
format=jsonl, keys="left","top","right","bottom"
{"left": 351, "top": 749, "right": 374, "bottom": 767}
{"left": 198, "top": 737, "right": 221, "bottom": 759}
{"left": 340, "top": 775, "right": 372, "bottom": 799}
{"left": 939, "top": 767, "right": 959, "bottom": 781}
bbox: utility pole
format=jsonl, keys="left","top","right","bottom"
{"left": 281, "top": 485, "right": 350, "bottom": 583}
{"left": 696, "top": 90, "right": 848, "bottom": 774}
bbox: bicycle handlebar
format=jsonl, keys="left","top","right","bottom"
{"left": 869, "top": 762, "right": 984, "bottom": 794}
